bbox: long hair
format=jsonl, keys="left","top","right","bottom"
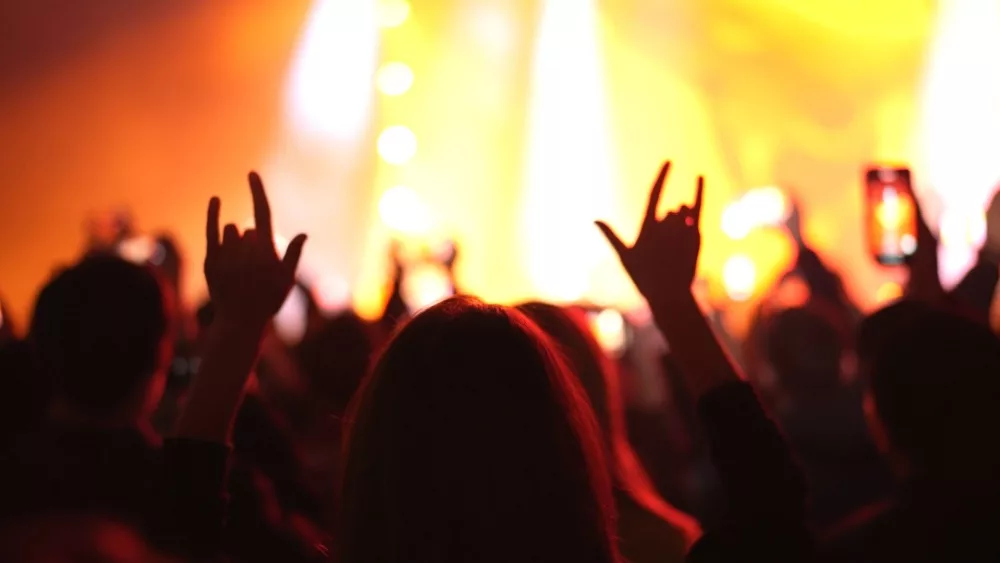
{"left": 518, "top": 303, "right": 701, "bottom": 552}
{"left": 340, "top": 296, "right": 619, "bottom": 563}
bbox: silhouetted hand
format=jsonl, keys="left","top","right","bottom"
{"left": 204, "top": 172, "right": 307, "bottom": 328}
{"left": 596, "top": 161, "right": 705, "bottom": 305}
{"left": 906, "top": 193, "right": 944, "bottom": 301}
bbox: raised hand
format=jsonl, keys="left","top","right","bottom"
{"left": 204, "top": 172, "right": 307, "bottom": 327}
{"left": 905, "top": 192, "right": 944, "bottom": 301}
{"left": 596, "top": 161, "right": 705, "bottom": 305}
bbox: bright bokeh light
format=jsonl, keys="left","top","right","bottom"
{"left": 377, "top": 125, "right": 418, "bottom": 164}
{"left": 378, "top": 185, "right": 433, "bottom": 234}
{"left": 722, "top": 254, "right": 756, "bottom": 302}
{"left": 592, "top": 308, "right": 626, "bottom": 357}
{"left": 286, "top": 0, "right": 379, "bottom": 140}
{"left": 376, "top": 62, "right": 414, "bottom": 96}
{"left": 721, "top": 201, "right": 752, "bottom": 240}
{"left": 741, "top": 186, "right": 789, "bottom": 227}
{"left": 377, "top": 0, "right": 410, "bottom": 28}
{"left": 401, "top": 262, "right": 452, "bottom": 312}
{"left": 523, "top": 0, "right": 616, "bottom": 303}
{"left": 918, "top": 0, "right": 1000, "bottom": 285}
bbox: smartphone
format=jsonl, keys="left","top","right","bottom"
{"left": 864, "top": 166, "right": 918, "bottom": 266}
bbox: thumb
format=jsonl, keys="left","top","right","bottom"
{"left": 595, "top": 221, "right": 628, "bottom": 259}
{"left": 282, "top": 234, "right": 308, "bottom": 275}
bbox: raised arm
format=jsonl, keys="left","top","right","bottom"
{"left": 177, "top": 171, "right": 306, "bottom": 443}
{"left": 597, "top": 162, "right": 812, "bottom": 561}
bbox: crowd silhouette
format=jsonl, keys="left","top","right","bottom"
{"left": 1, "top": 161, "right": 999, "bottom": 563}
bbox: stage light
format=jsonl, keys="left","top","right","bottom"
{"left": 286, "top": 0, "right": 378, "bottom": 140}
{"left": 376, "top": 62, "right": 414, "bottom": 96}
{"left": 378, "top": 0, "right": 410, "bottom": 28}
{"left": 377, "top": 125, "right": 417, "bottom": 164}
{"left": 523, "top": 0, "right": 615, "bottom": 304}
{"left": 721, "top": 201, "right": 752, "bottom": 240}
{"left": 918, "top": 0, "right": 1000, "bottom": 285}
{"left": 722, "top": 254, "right": 756, "bottom": 302}
{"left": 591, "top": 308, "right": 626, "bottom": 357}
{"left": 378, "top": 185, "right": 432, "bottom": 234}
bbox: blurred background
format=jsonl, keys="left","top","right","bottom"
{"left": 2, "top": 0, "right": 1000, "bottom": 336}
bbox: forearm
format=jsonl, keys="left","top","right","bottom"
{"left": 649, "top": 292, "right": 741, "bottom": 399}
{"left": 176, "top": 320, "right": 264, "bottom": 444}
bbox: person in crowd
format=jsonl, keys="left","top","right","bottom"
{"left": 296, "top": 309, "right": 376, "bottom": 528}
{"left": 761, "top": 303, "right": 893, "bottom": 530}
{"left": 0, "top": 255, "right": 231, "bottom": 559}
{"left": 824, "top": 302, "right": 1000, "bottom": 562}
{"left": 338, "top": 295, "right": 620, "bottom": 563}
{"left": 519, "top": 301, "right": 701, "bottom": 563}
{"left": 597, "top": 161, "right": 814, "bottom": 562}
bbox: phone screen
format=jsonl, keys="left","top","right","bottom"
{"left": 865, "top": 166, "right": 918, "bottom": 266}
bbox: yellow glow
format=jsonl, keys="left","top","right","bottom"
{"left": 378, "top": 185, "right": 433, "bottom": 235}
{"left": 377, "top": 62, "right": 414, "bottom": 96}
{"left": 723, "top": 254, "right": 756, "bottom": 302}
{"left": 377, "top": 125, "right": 417, "bottom": 164}
{"left": 378, "top": 0, "right": 410, "bottom": 28}
{"left": 875, "top": 281, "right": 903, "bottom": 305}
{"left": 523, "top": 0, "right": 615, "bottom": 303}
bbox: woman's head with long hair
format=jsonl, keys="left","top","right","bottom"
{"left": 518, "top": 302, "right": 701, "bottom": 551}
{"left": 340, "top": 296, "right": 618, "bottom": 563}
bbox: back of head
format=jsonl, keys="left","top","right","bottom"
{"left": 862, "top": 302, "right": 1000, "bottom": 472}
{"left": 340, "top": 296, "right": 617, "bottom": 563}
{"left": 297, "top": 310, "right": 373, "bottom": 415}
{"left": 517, "top": 302, "right": 616, "bottom": 440}
{"left": 29, "top": 255, "right": 172, "bottom": 418}
{"left": 764, "top": 304, "right": 845, "bottom": 399}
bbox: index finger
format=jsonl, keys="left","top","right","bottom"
{"left": 248, "top": 171, "right": 273, "bottom": 242}
{"left": 206, "top": 197, "right": 221, "bottom": 258}
{"left": 643, "top": 161, "right": 671, "bottom": 228}
{"left": 693, "top": 176, "right": 705, "bottom": 227}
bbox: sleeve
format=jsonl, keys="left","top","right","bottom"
{"left": 687, "top": 382, "right": 815, "bottom": 562}
{"left": 163, "top": 437, "right": 232, "bottom": 560}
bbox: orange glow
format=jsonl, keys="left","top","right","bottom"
{"left": 0, "top": 1, "right": 956, "bottom": 331}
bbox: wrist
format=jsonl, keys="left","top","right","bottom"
{"left": 209, "top": 316, "right": 268, "bottom": 341}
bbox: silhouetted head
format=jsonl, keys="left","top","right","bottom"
{"left": 517, "top": 302, "right": 617, "bottom": 442}
{"left": 859, "top": 301, "right": 1000, "bottom": 473}
{"left": 764, "top": 304, "right": 846, "bottom": 399}
{"left": 298, "top": 310, "right": 374, "bottom": 414}
{"left": 340, "top": 296, "right": 618, "bottom": 563}
{"left": 29, "top": 256, "right": 173, "bottom": 423}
